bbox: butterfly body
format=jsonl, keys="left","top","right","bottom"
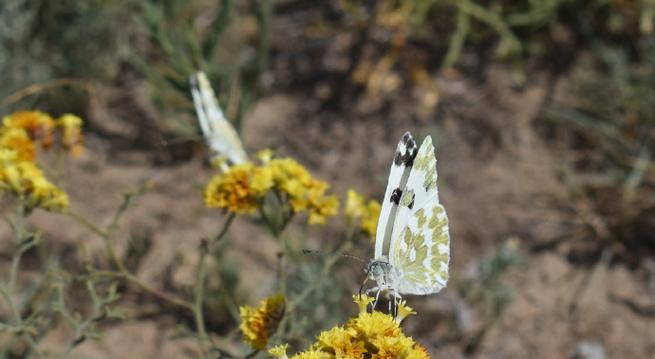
{"left": 366, "top": 132, "right": 450, "bottom": 299}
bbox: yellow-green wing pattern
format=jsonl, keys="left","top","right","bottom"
{"left": 389, "top": 136, "right": 450, "bottom": 295}
{"left": 190, "top": 72, "right": 248, "bottom": 165}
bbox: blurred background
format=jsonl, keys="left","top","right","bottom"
{"left": 1, "top": 0, "right": 655, "bottom": 358}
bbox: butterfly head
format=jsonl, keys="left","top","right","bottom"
{"left": 364, "top": 258, "right": 393, "bottom": 284}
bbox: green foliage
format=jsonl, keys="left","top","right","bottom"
{"left": 456, "top": 239, "right": 523, "bottom": 353}
{"left": 546, "top": 39, "right": 655, "bottom": 254}
{"left": 0, "top": 205, "right": 123, "bottom": 357}
{"left": 458, "top": 239, "right": 523, "bottom": 325}
{"left": 134, "top": 0, "right": 273, "bottom": 136}
{"left": 0, "top": 0, "right": 136, "bottom": 113}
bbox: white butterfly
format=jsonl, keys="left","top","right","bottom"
{"left": 364, "top": 132, "right": 450, "bottom": 304}
{"left": 190, "top": 71, "right": 248, "bottom": 166}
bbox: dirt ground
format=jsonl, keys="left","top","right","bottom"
{"left": 2, "top": 59, "right": 653, "bottom": 359}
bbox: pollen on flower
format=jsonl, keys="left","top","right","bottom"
{"left": 239, "top": 294, "right": 286, "bottom": 350}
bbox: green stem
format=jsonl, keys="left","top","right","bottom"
{"left": 193, "top": 245, "right": 210, "bottom": 356}
{"left": 66, "top": 210, "right": 125, "bottom": 272}
{"left": 66, "top": 211, "right": 107, "bottom": 238}
{"left": 193, "top": 213, "right": 236, "bottom": 356}
{"left": 92, "top": 270, "right": 193, "bottom": 311}
{"left": 1, "top": 204, "right": 45, "bottom": 358}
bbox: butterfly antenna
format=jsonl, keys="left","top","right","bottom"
{"left": 341, "top": 253, "right": 366, "bottom": 264}
{"left": 301, "top": 249, "right": 366, "bottom": 264}
{"left": 359, "top": 277, "right": 369, "bottom": 297}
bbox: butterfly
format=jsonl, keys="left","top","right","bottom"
{"left": 189, "top": 71, "right": 248, "bottom": 166}
{"left": 364, "top": 132, "right": 450, "bottom": 306}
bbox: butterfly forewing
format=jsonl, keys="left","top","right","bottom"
{"left": 388, "top": 136, "right": 450, "bottom": 295}
{"left": 374, "top": 132, "right": 418, "bottom": 259}
{"left": 190, "top": 72, "right": 248, "bottom": 165}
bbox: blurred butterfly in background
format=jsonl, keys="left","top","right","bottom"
{"left": 364, "top": 132, "right": 450, "bottom": 308}
{"left": 189, "top": 71, "right": 248, "bottom": 167}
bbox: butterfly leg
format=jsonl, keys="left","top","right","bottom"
{"left": 363, "top": 286, "right": 381, "bottom": 312}
{"left": 393, "top": 291, "right": 397, "bottom": 318}
{"left": 373, "top": 287, "right": 382, "bottom": 311}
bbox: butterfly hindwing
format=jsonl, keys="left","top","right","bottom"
{"left": 190, "top": 72, "right": 248, "bottom": 165}
{"left": 374, "top": 132, "right": 418, "bottom": 259}
{"left": 389, "top": 136, "right": 450, "bottom": 295}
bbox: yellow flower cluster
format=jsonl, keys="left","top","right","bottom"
{"left": 345, "top": 189, "right": 381, "bottom": 240}
{"left": 269, "top": 295, "right": 427, "bottom": 359}
{"left": 239, "top": 294, "right": 286, "bottom": 350}
{"left": 57, "top": 114, "right": 85, "bottom": 156}
{"left": 0, "top": 111, "right": 84, "bottom": 212}
{"left": 204, "top": 155, "right": 339, "bottom": 224}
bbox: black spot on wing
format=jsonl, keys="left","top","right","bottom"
{"left": 390, "top": 188, "right": 403, "bottom": 205}
{"left": 408, "top": 193, "right": 415, "bottom": 209}
{"left": 393, "top": 151, "right": 404, "bottom": 166}
{"left": 401, "top": 132, "right": 413, "bottom": 145}
{"left": 394, "top": 132, "right": 418, "bottom": 167}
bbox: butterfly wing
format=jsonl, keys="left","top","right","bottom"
{"left": 190, "top": 72, "right": 248, "bottom": 165}
{"left": 374, "top": 132, "right": 418, "bottom": 259}
{"left": 388, "top": 136, "right": 450, "bottom": 295}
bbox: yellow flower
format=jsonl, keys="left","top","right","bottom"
{"left": 3, "top": 111, "right": 55, "bottom": 148}
{"left": 361, "top": 200, "right": 381, "bottom": 237}
{"left": 0, "top": 128, "right": 36, "bottom": 161}
{"left": 307, "top": 194, "right": 339, "bottom": 225}
{"left": 205, "top": 157, "right": 339, "bottom": 225}
{"left": 316, "top": 326, "right": 365, "bottom": 357}
{"left": 0, "top": 110, "right": 83, "bottom": 212}
{"left": 278, "top": 295, "right": 427, "bottom": 358}
{"left": 395, "top": 299, "right": 417, "bottom": 324}
{"left": 0, "top": 161, "right": 69, "bottom": 212}
{"left": 405, "top": 344, "right": 431, "bottom": 359}
{"left": 0, "top": 148, "right": 18, "bottom": 163}
{"left": 250, "top": 165, "right": 275, "bottom": 194}
{"left": 370, "top": 334, "right": 417, "bottom": 359}
{"left": 353, "top": 294, "right": 374, "bottom": 314}
{"left": 57, "top": 114, "right": 85, "bottom": 156}
{"left": 204, "top": 163, "right": 262, "bottom": 214}
{"left": 291, "top": 350, "right": 331, "bottom": 359}
{"left": 345, "top": 189, "right": 366, "bottom": 218}
{"left": 268, "top": 158, "right": 339, "bottom": 224}
{"left": 28, "top": 175, "right": 69, "bottom": 211}
{"left": 345, "top": 189, "right": 381, "bottom": 239}
{"left": 350, "top": 311, "right": 401, "bottom": 340}
{"left": 239, "top": 294, "right": 285, "bottom": 350}
{"left": 269, "top": 344, "right": 289, "bottom": 359}
{"left": 256, "top": 148, "right": 275, "bottom": 164}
